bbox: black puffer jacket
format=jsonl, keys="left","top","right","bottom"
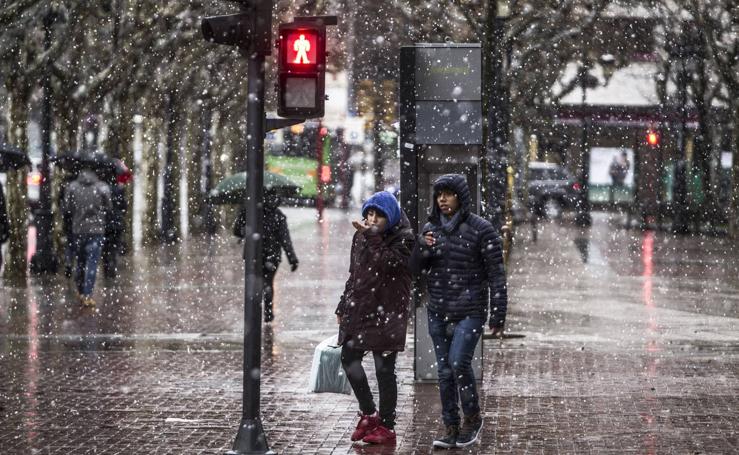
{"left": 335, "top": 212, "right": 414, "bottom": 352}
{"left": 410, "top": 174, "right": 508, "bottom": 328}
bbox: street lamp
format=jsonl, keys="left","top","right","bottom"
{"left": 574, "top": 54, "right": 616, "bottom": 227}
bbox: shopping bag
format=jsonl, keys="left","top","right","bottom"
{"left": 308, "top": 335, "right": 352, "bottom": 394}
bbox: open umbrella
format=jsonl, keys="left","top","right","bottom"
{"left": 52, "top": 152, "right": 131, "bottom": 183}
{"left": 0, "top": 143, "right": 32, "bottom": 172}
{"left": 209, "top": 171, "right": 299, "bottom": 205}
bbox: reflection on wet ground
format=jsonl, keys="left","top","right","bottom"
{"left": 1, "top": 209, "right": 737, "bottom": 454}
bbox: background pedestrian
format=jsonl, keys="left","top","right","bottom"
{"left": 63, "top": 166, "right": 112, "bottom": 306}
{"left": 0, "top": 182, "right": 9, "bottom": 271}
{"left": 233, "top": 188, "right": 299, "bottom": 322}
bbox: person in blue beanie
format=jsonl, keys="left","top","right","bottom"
{"left": 335, "top": 190, "right": 414, "bottom": 445}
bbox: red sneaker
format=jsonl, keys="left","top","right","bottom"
{"left": 351, "top": 411, "right": 380, "bottom": 441}
{"left": 362, "top": 424, "right": 397, "bottom": 444}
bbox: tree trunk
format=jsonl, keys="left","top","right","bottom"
{"left": 142, "top": 117, "right": 161, "bottom": 246}
{"left": 188, "top": 106, "right": 204, "bottom": 236}
{"left": 3, "top": 89, "right": 30, "bottom": 285}
{"left": 730, "top": 98, "right": 739, "bottom": 238}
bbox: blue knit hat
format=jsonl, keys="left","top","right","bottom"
{"left": 361, "top": 191, "right": 401, "bottom": 231}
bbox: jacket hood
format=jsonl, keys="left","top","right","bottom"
{"left": 78, "top": 169, "right": 99, "bottom": 186}
{"left": 362, "top": 191, "right": 401, "bottom": 231}
{"left": 430, "top": 174, "right": 471, "bottom": 222}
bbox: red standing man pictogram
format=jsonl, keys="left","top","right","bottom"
{"left": 293, "top": 34, "right": 311, "bottom": 64}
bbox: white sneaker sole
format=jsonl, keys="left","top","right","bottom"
{"left": 432, "top": 440, "right": 456, "bottom": 449}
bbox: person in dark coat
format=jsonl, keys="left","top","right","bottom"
{"left": 102, "top": 178, "right": 127, "bottom": 278}
{"left": 0, "top": 182, "right": 10, "bottom": 271}
{"left": 410, "top": 173, "right": 508, "bottom": 449}
{"left": 233, "top": 188, "right": 299, "bottom": 322}
{"left": 335, "top": 190, "right": 414, "bottom": 445}
{"left": 64, "top": 168, "right": 112, "bottom": 306}
{"left": 59, "top": 175, "right": 77, "bottom": 278}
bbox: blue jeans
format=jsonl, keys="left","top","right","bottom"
{"left": 427, "top": 311, "right": 484, "bottom": 426}
{"left": 75, "top": 234, "right": 103, "bottom": 296}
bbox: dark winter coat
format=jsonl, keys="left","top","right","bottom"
{"left": 106, "top": 184, "right": 128, "bottom": 235}
{"left": 0, "top": 183, "right": 9, "bottom": 244}
{"left": 233, "top": 200, "right": 298, "bottom": 273}
{"left": 63, "top": 170, "right": 112, "bottom": 236}
{"left": 410, "top": 174, "right": 508, "bottom": 328}
{"left": 335, "top": 212, "right": 414, "bottom": 352}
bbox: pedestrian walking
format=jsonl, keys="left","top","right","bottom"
{"left": 0, "top": 182, "right": 9, "bottom": 271}
{"left": 335, "top": 190, "right": 414, "bottom": 445}
{"left": 63, "top": 167, "right": 112, "bottom": 306}
{"left": 59, "top": 176, "right": 76, "bottom": 278}
{"left": 410, "top": 174, "right": 508, "bottom": 448}
{"left": 233, "top": 188, "right": 299, "bottom": 322}
{"left": 102, "top": 175, "right": 128, "bottom": 278}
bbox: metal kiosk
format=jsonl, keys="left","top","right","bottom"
{"left": 399, "top": 43, "right": 484, "bottom": 382}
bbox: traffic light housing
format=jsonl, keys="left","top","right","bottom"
{"left": 646, "top": 130, "right": 660, "bottom": 147}
{"left": 277, "top": 21, "right": 326, "bottom": 118}
{"left": 201, "top": 1, "right": 272, "bottom": 54}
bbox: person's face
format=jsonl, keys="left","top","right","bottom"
{"left": 436, "top": 189, "right": 460, "bottom": 216}
{"left": 365, "top": 208, "right": 388, "bottom": 231}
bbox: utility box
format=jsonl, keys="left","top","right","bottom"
{"left": 399, "top": 43, "right": 484, "bottom": 382}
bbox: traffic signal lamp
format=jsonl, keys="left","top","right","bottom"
{"left": 646, "top": 130, "right": 660, "bottom": 147}
{"left": 277, "top": 22, "right": 326, "bottom": 118}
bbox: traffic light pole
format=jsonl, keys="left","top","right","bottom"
{"left": 229, "top": 44, "right": 271, "bottom": 455}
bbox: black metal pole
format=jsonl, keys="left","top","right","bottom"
{"left": 230, "top": 47, "right": 269, "bottom": 455}
{"left": 575, "top": 68, "right": 592, "bottom": 227}
{"left": 672, "top": 55, "right": 690, "bottom": 234}
{"left": 31, "top": 10, "right": 58, "bottom": 274}
{"left": 484, "top": 15, "right": 507, "bottom": 231}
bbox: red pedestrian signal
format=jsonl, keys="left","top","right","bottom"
{"left": 277, "top": 22, "right": 326, "bottom": 118}
{"left": 646, "top": 130, "right": 660, "bottom": 147}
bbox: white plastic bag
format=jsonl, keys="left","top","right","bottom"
{"left": 308, "top": 335, "right": 352, "bottom": 394}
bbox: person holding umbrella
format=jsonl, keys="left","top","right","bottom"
{"left": 0, "top": 143, "right": 31, "bottom": 272}
{"left": 0, "top": 182, "right": 9, "bottom": 271}
{"left": 233, "top": 187, "right": 299, "bottom": 322}
{"left": 63, "top": 162, "right": 112, "bottom": 306}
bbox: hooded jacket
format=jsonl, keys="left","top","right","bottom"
{"left": 335, "top": 206, "right": 414, "bottom": 352}
{"left": 64, "top": 170, "right": 112, "bottom": 236}
{"left": 410, "top": 174, "right": 508, "bottom": 328}
{"left": 233, "top": 193, "right": 298, "bottom": 273}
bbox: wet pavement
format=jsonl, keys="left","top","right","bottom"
{"left": 1, "top": 208, "right": 738, "bottom": 454}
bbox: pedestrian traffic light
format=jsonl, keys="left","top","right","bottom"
{"left": 646, "top": 130, "right": 660, "bottom": 147}
{"left": 277, "top": 21, "right": 326, "bottom": 118}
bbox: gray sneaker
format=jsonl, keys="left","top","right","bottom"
{"left": 456, "top": 414, "right": 482, "bottom": 447}
{"left": 432, "top": 424, "right": 459, "bottom": 449}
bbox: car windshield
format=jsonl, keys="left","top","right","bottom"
{"left": 530, "top": 167, "right": 569, "bottom": 181}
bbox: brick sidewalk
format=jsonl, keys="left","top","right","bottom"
{"left": 1, "top": 209, "right": 738, "bottom": 454}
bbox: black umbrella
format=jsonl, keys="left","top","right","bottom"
{"left": 52, "top": 152, "right": 127, "bottom": 182}
{"left": 0, "top": 143, "right": 32, "bottom": 172}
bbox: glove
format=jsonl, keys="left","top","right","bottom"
{"left": 489, "top": 322, "right": 505, "bottom": 339}
{"left": 290, "top": 261, "right": 299, "bottom": 272}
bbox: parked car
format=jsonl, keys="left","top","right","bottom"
{"left": 525, "top": 161, "right": 580, "bottom": 220}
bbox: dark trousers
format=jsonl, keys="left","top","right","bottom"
{"left": 74, "top": 234, "right": 103, "bottom": 296}
{"left": 341, "top": 344, "right": 398, "bottom": 429}
{"left": 263, "top": 269, "right": 276, "bottom": 319}
{"left": 427, "top": 311, "right": 484, "bottom": 426}
{"left": 102, "top": 231, "right": 122, "bottom": 278}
